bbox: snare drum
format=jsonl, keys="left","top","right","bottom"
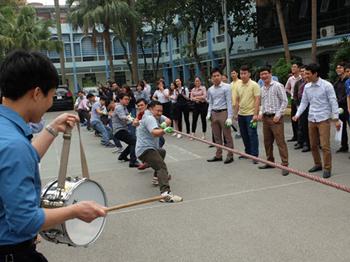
{"left": 40, "top": 178, "right": 107, "bottom": 247}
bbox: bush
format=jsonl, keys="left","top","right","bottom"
{"left": 329, "top": 38, "right": 350, "bottom": 82}
{"left": 271, "top": 58, "right": 291, "bottom": 85}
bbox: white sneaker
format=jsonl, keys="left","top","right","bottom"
{"left": 112, "top": 147, "right": 124, "bottom": 153}
{"left": 160, "top": 191, "right": 183, "bottom": 203}
{"left": 171, "top": 133, "right": 177, "bottom": 137}
{"left": 177, "top": 134, "right": 182, "bottom": 139}
{"left": 190, "top": 133, "right": 195, "bottom": 140}
{"left": 201, "top": 133, "right": 206, "bottom": 140}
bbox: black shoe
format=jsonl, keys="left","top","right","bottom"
{"left": 323, "top": 170, "right": 331, "bottom": 178}
{"left": 252, "top": 160, "right": 259, "bottom": 164}
{"left": 258, "top": 164, "right": 275, "bottom": 169}
{"left": 118, "top": 156, "right": 130, "bottom": 162}
{"left": 207, "top": 156, "right": 223, "bottom": 162}
{"left": 308, "top": 166, "right": 322, "bottom": 173}
{"left": 208, "top": 145, "right": 215, "bottom": 148}
{"left": 287, "top": 138, "right": 297, "bottom": 142}
{"left": 224, "top": 157, "right": 234, "bottom": 164}
{"left": 294, "top": 142, "right": 300, "bottom": 147}
{"left": 281, "top": 169, "right": 289, "bottom": 176}
{"left": 129, "top": 163, "right": 140, "bottom": 168}
{"left": 238, "top": 155, "right": 247, "bottom": 160}
{"left": 294, "top": 144, "right": 303, "bottom": 150}
{"left": 301, "top": 146, "right": 310, "bottom": 152}
{"left": 336, "top": 147, "right": 349, "bottom": 153}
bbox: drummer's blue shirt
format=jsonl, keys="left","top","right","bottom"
{"left": 0, "top": 105, "right": 45, "bottom": 245}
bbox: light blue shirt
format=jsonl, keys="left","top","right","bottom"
{"left": 90, "top": 101, "right": 101, "bottom": 122}
{"left": 345, "top": 78, "right": 350, "bottom": 97}
{"left": 0, "top": 105, "right": 45, "bottom": 245}
{"left": 135, "top": 110, "right": 166, "bottom": 157}
{"left": 112, "top": 104, "right": 129, "bottom": 134}
{"left": 296, "top": 78, "right": 339, "bottom": 122}
{"left": 207, "top": 82, "right": 233, "bottom": 118}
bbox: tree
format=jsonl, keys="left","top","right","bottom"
{"left": 0, "top": 5, "right": 60, "bottom": 60}
{"left": 67, "top": 0, "right": 135, "bottom": 81}
{"left": 256, "top": 0, "right": 291, "bottom": 63}
{"left": 311, "top": 0, "right": 317, "bottom": 63}
{"left": 136, "top": 0, "right": 181, "bottom": 82}
{"left": 222, "top": 0, "right": 257, "bottom": 70}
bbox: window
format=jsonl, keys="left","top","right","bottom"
{"left": 299, "top": 0, "right": 309, "bottom": 19}
{"left": 320, "top": 0, "right": 330, "bottom": 13}
{"left": 64, "top": 44, "right": 72, "bottom": 57}
{"left": 74, "top": 43, "right": 81, "bottom": 56}
{"left": 217, "top": 20, "right": 225, "bottom": 35}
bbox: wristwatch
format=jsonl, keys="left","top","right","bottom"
{"left": 45, "top": 124, "right": 58, "bottom": 137}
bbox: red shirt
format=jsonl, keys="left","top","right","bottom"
{"left": 137, "top": 111, "right": 144, "bottom": 120}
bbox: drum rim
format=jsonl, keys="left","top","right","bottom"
{"left": 41, "top": 178, "right": 108, "bottom": 247}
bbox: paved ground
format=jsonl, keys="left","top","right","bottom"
{"left": 37, "top": 111, "right": 350, "bottom": 262}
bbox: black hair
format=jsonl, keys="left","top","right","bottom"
{"left": 259, "top": 66, "right": 272, "bottom": 74}
{"left": 0, "top": 50, "right": 59, "bottom": 100}
{"left": 210, "top": 67, "right": 222, "bottom": 76}
{"left": 304, "top": 63, "right": 320, "bottom": 75}
{"left": 136, "top": 98, "right": 147, "bottom": 105}
{"left": 86, "top": 93, "right": 95, "bottom": 99}
{"left": 345, "top": 63, "right": 350, "bottom": 70}
{"left": 292, "top": 62, "right": 303, "bottom": 68}
{"left": 99, "top": 96, "right": 108, "bottom": 101}
{"left": 118, "top": 92, "right": 130, "bottom": 100}
{"left": 148, "top": 100, "right": 162, "bottom": 109}
{"left": 336, "top": 61, "right": 347, "bottom": 68}
{"left": 240, "top": 65, "right": 251, "bottom": 72}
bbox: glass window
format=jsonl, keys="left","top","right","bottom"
{"left": 320, "top": 0, "right": 330, "bottom": 13}
{"left": 299, "top": 0, "right": 309, "bottom": 19}
{"left": 64, "top": 43, "right": 72, "bottom": 57}
{"left": 74, "top": 43, "right": 81, "bottom": 56}
{"left": 81, "top": 37, "right": 97, "bottom": 57}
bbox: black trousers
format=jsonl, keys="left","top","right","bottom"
{"left": 291, "top": 99, "right": 298, "bottom": 140}
{"left": 77, "top": 109, "right": 91, "bottom": 128}
{"left": 114, "top": 129, "right": 137, "bottom": 164}
{"left": 297, "top": 107, "right": 310, "bottom": 147}
{"left": 191, "top": 102, "right": 207, "bottom": 133}
{"left": 177, "top": 104, "right": 190, "bottom": 134}
{"left": 339, "top": 106, "right": 349, "bottom": 149}
{"left": 0, "top": 239, "right": 47, "bottom": 262}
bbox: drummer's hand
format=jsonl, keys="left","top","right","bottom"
{"left": 50, "top": 113, "right": 80, "bottom": 133}
{"left": 73, "top": 201, "right": 107, "bottom": 223}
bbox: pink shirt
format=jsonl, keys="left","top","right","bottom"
{"left": 190, "top": 86, "right": 207, "bottom": 103}
{"left": 78, "top": 97, "right": 89, "bottom": 111}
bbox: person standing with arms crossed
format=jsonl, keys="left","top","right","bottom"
{"left": 206, "top": 68, "right": 234, "bottom": 164}
{"left": 234, "top": 65, "right": 261, "bottom": 163}
{"left": 0, "top": 50, "right": 106, "bottom": 261}
{"left": 292, "top": 63, "right": 341, "bottom": 179}
{"left": 257, "top": 67, "right": 289, "bottom": 176}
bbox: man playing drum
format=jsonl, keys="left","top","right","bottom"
{"left": 0, "top": 50, "right": 106, "bottom": 261}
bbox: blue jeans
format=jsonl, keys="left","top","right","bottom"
{"left": 238, "top": 115, "right": 259, "bottom": 157}
{"left": 91, "top": 119, "right": 110, "bottom": 145}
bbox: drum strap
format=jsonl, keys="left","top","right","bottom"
{"left": 57, "top": 125, "right": 90, "bottom": 190}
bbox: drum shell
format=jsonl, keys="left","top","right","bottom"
{"left": 40, "top": 178, "right": 107, "bottom": 247}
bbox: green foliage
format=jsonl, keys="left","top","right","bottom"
{"left": 0, "top": 5, "right": 60, "bottom": 60}
{"left": 271, "top": 57, "right": 291, "bottom": 85}
{"left": 329, "top": 38, "right": 350, "bottom": 82}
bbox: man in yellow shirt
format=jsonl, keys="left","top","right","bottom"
{"left": 231, "top": 69, "right": 242, "bottom": 137}
{"left": 234, "top": 65, "right": 261, "bottom": 161}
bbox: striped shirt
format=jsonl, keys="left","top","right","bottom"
{"left": 190, "top": 86, "right": 207, "bottom": 102}
{"left": 261, "top": 80, "right": 288, "bottom": 117}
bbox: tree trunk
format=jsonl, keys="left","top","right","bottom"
{"left": 128, "top": 0, "right": 139, "bottom": 84}
{"left": 275, "top": 0, "right": 291, "bottom": 63}
{"left": 120, "top": 39, "right": 133, "bottom": 77}
{"left": 103, "top": 28, "right": 115, "bottom": 81}
{"left": 191, "top": 22, "right": 202, "bottom": 79}
{"left": 54, "top": 0, "right": 66, "bottom": 85}
{"left": 311, "top": 0, "right": 317, "bottom": 63}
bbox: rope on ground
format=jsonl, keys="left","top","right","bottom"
{"left": 173, "top": 130, "right": 350, "bottom": 194}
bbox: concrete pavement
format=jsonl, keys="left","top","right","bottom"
{"left": 37, "top": 111, "right": 350, "bottom": 262}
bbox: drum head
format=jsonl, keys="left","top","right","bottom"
{"left": 65, "top": 180, "right": 107, "bottom": 246}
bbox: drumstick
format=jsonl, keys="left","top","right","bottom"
{"left": 106, "top": 195, "right": 166, "bottom": 213}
